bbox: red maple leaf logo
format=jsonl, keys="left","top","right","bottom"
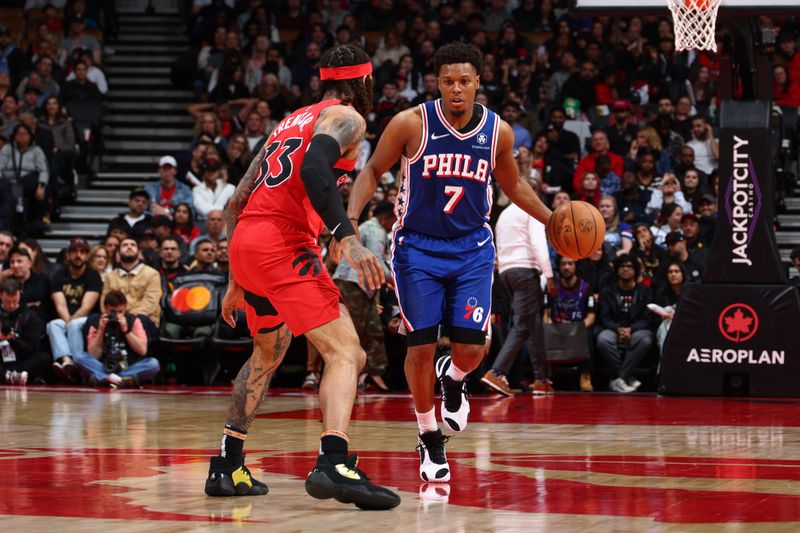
{"left": 718, "top": 304, "right": 759, "bottom": 343}
{"left": 724, "top": 309, "right": 752, "bottom": 340}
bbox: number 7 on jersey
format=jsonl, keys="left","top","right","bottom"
{"left": 443, "top": 185, "right": 464, "bottom": 214}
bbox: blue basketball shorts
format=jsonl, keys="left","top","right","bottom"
{"left": 390, "top": 225, "right": 495, "bottom": 346}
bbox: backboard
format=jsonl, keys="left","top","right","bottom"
{"left": 571, "top": 0, "right": 797, "bottom": 15}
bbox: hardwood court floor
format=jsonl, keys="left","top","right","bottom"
{"left": 4, "top": 385, "right": 800, "bottom": 531}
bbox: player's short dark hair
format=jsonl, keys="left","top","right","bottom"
{"left": 372, "top": 201, "right": 395, "bottom": 219}
{"left": 434, "top": 42, "right": 482, "bottom": 77}
{"left": 319, "top": 44, "right": 374, "bottom": 118}
{"left": 104, "top": 290, "right": 127, "bottom": 308}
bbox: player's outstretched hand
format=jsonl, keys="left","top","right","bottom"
{"left": 329, "top": 223, "right": 361, "bottom": 265}
{"left": 341, "top": 235, "right": 384, "bottom": 291}
{"left": 222, "top": 279, "right": 244, "bottom": 328}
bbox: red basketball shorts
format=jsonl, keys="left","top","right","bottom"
{"left": 229, "top": 219, "right": 341, "bottom": 336}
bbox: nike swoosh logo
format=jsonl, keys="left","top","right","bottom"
{"left": 431, "top": 133, "right": 450, "bottom": 140}
{"left": 477, "top": 236, "right": 492, "bottom": 247}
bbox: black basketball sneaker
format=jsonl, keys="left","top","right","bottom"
{"left": 305, "top": 453, "right": 401, "bottom": 510}
{"left": 417, "top": 429, "right": 450, "bottom": 482}
{"left": 436, "top": 355, "right": 470, "bottom": 432}
{"left": 204, "top": 455, "right": 269, "bottom": 496}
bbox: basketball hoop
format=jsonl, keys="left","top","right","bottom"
{"left": 668, "top": 0, "right": 722, "bottom": 52}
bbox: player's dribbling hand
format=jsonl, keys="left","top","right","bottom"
{"left": 222, "top": 279, "right": 244, "bottom": 328}
{"left": 341, "top": 235, "right": 384, "bottom": 291}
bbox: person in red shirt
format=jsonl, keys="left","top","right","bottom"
{"left": 773, "top": 64, "right": 800, "bottom": 108}
{"left": 204, "top": 44, "right": 399, "bottom": 511}
{"left": 778, "top": 32, "right": 800, "bottom": 85}
{"left": 573, "top": 130, "right": 624, "bottom": 192}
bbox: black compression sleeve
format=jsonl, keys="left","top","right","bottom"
{"left": 300, "top": 134, "right": 356, "bottom": 240}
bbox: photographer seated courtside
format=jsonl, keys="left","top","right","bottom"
{"left": 72, "top": 290, "right": 160, "bottom": 388}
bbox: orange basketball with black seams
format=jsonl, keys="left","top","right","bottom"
{"left": 546, "top": 201, "right": 606, "bottom": 260}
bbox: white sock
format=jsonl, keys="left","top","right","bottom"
{"left": 446, "top": 362, "right": 468, "bottom": 381}
{"left": 107, "top": 373, "right": 122, "bottom": 385}
{"left": 415, "top": 408, "right": 438, "bottom": 433}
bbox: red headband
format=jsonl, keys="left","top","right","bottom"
{"left": 319, "top": 62, "right": 373, "bottom": 81}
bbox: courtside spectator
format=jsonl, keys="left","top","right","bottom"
{"left": 108, "top": 189, "right": 153, "bottom": 240}
{"left": 574, "top": 130, "right": 624, "bottom": 193}
{"left": 596, "top": 255, "right": 654, "bottom": 393}
{"left": 332, "top": 202, "right": 395, "bottom": 393}
{"left": 0, "top": 27, "right": 26, "bottom": 88}
{"left": 0, "top": 230, "right": 13, "bottom": 278}
{"left": 74, "top": 290, "right": 159, "bottom": 388}
{"left": 0, "top": 278, "right": 50, "bottom": 385}
{"left": 193, "top": 151, "right": 234, "bottom": 220}
{"left": 48, "top": 237, "right": 101, "bottom": 382}
{"left": 174, "top": 202, "right": 201, "bottom": 246}
{"left": 542, "top": 256, "right": 597, "bottom": 392}
{"left": 0, "top": 123, "right": 50, "bottom": 235}
{"left": 686, "top": 115, "right": 719, "bottom": 175}
{"left": 188, "top": 238, "right": 218, "bottom": 272}
{"left": 102, "top": 237, "right": 162, "bottom": 328}
{"left": 8, "top": 246, "right": 52, "bottom": 329}
{"left": 540, "top": 107, "right": 580, "bottom": 192}
{"left": 58, "top": 14, "right": 102, "bottom": 66}
{"left": 190, "top": 209, "right": 225, "bottom": 254}
{"left": 157, "top": 236, "right": 188, "bottom": 294}
{"left": 146, "top": 156, "right": 195, "bottom": 218}
{"left": 664, "top": 231, "right": 706, "bottom": 282}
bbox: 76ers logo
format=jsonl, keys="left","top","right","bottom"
{"left": 464, "top": 297, "right": 484, "bottom": 323}
{"left": 718, "top": 303, "right": 759, "bottom": 343}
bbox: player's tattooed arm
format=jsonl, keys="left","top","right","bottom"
{"left": 314, "top": 105, "right": 366, "bottom": 158}
{"left": 225, "top": 142, "right": 266, "bottom": 247}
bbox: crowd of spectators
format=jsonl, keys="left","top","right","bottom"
{"left": 1, "top": 1, "right": 799, "bottom": 391}
{"left": 1, "top": 1, "right": 108, "bottom": 236}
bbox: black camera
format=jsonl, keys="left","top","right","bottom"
{"left": 0, "top": 321, "right": 13, "bottom": 336}
{"left": 105, "top": 313, "right": 119, "bottom": 331}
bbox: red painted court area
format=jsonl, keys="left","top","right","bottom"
{"left": 259, "top": 391, "right": 800, "bottom": 427}
{"left": 4, "top": 388, "right": 800, "bottom": 530}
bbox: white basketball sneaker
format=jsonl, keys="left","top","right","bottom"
{"left": 417, "top": 429, "right": 451, "bottom": 482}
{"left": 435, "top": 355, "right": 470, "bottom": 432}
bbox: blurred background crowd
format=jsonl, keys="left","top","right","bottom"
{"left": 0, "top": 0, "right": 798, "bottom": 394}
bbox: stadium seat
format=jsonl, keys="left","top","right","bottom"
{"left": 158, "top": 271, "right": 227, "bottom": 385}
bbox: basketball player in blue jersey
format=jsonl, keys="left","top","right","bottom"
{"left": 348, "top": 42, "right": 554, "bottom": 482}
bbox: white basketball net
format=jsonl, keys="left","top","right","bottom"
{"left": 667, "top": 0, "right": 722, "bottom": 52}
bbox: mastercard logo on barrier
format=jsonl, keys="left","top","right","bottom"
{"left": 171, "top": 286, "right": 212, "bottom": 312}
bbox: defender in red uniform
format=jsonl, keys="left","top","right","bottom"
{"left": 204, "top": 45, "right": 399, "bottom": 510}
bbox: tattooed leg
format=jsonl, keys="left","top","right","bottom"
{"left": 226, "top": 325, "right": 292, "bottom": 430}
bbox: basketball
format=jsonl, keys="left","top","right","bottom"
{"left": 546, "top": 201, "right": 606, "bottom": 260}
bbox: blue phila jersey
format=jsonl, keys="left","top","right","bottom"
{"left": 396, "top": 99, "right": 499, "bottom": 239}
